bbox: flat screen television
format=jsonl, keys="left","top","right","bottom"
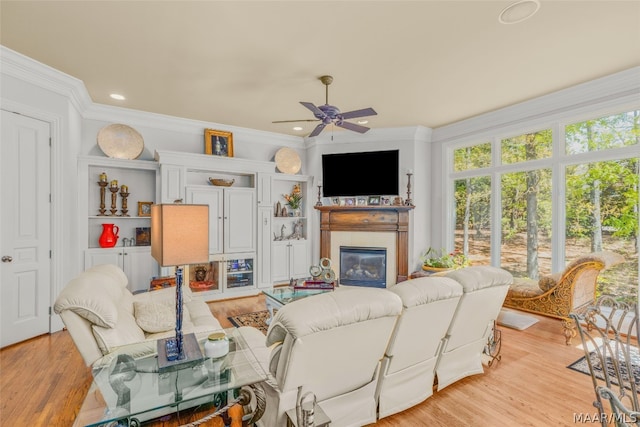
{"left": 322, "top": 150, "right": 399, "bottom": 197}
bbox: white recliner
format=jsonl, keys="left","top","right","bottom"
{"left": 238, "top": 287, "right": 403, "bottom": 427}
{"left": 435, "top": 266, "right": 513, "bottom": 390}
{"left": 54, "top": 264, "right": 222, "bottom": 366}
{"left": 376, "top": 276, "right": 463, "bottom": 418}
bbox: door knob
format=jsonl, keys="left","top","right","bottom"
{"left": 2, "top": 256, "right": 13, "bottom": 263}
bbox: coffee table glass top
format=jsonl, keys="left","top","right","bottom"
{"left": 75, "top": 328, "right": 267, "bottom": 427}
{"left": 263, "top": 287, "right": 331, "bottom": 305}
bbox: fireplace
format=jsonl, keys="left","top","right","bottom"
{"left": 340, "top": 246, "right": 387, "bottom": 288}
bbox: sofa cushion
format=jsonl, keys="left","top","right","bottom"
{"left": 53, "top": 270, "right": 129, "bottom": 328}
{"left": 389, "top": 276, "right": 463, "bottom": 308}
{"left": 538, "top": 273, "right": 562, "bottom": 292}
{"left": 508, "top": 278, "right": 544, "bottom": 298}
{"left": 92, "top": 307, "right": 146, "bottom": 354}
{"left": 134, "top": 301, "right": 175, "bottom": 333}
{"left": 445, "top": 266, "right": 513, "bottom": 292}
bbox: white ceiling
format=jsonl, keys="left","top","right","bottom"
{"left": 2, "top": 1, "right": 639, "bottom": 137}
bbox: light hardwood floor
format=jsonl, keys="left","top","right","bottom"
{"left": 1, "top": 294, "right": 598, "bottom": 426}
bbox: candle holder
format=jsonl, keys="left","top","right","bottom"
{"left": 119, "top": 190, "right": 130, "bottom": 217}
{"left": 109, "top": 186, "right": 119, "bottom": 216}
{"left": 315, "top": 185, "right": 323, "bottom": 206}
{"left": 98, "top": 181, "right": 108, "bottom": 216}
{"left": 404, "top": 172, "right": 414, "bottom": 206}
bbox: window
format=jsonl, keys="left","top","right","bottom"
{"left": 448, "top": 109, "right": 639, "bottom": 303}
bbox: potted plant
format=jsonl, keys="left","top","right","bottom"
{"left": 421, "top": 247, "right": 470, "bottom": 272}
{"left": 283, "top": 183, "right": 303, "bottom": 216}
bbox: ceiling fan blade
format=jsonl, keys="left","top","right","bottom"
{"left": 336, "top": 121, "right": 370, "bottom": 134}
{"left": 272, "top": 119, "right": 320, "bottom": 123}
{"left": 308, "top": 123, "right": 326, "bottom": 137}
{"left": 340, "top": 107, "right": 377, "bottom": 120}
{"left": 300, "top": 102, "right": 325, "bottom": 117}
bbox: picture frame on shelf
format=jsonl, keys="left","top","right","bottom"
{"left": 138, "top": 201, "right": 153, "bottom": 217}
{"left": 204, "top": 129, "right": 234, "bottom": 157}
{"left": 381, "top": 196, "right": 391, "bottom": 206}
{"left": 368, "top": 196, "right": 381, "bottom": 206}
{"left": 344, "top": 197, "right": 356, "bottom": 206}
{"left": 135, "top": 227, "right": 151, "bottom": 246}
{"left": 331, "top": 197, "right": 340, "bottom": 206}
{"left": 357, "top": 197, "right": 367, "bottom": 206}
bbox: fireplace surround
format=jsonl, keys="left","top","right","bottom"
{"left": 315, "top": 205, "right": 414, "bottom": 285}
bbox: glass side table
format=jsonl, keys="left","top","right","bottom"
{"left": 263, "top": 287, "right": 333, "bottom": 325}
{"left": 74, "top": 328, "right": 267, "bottom": 427}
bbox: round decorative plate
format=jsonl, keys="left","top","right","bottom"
{"left": 97, "top": 124, "right": 144, "bottom": 159}
{"left": 275, "top": 147, "right": 302, "bottom": 174}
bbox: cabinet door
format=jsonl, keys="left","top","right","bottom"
{"left": 161, "top": 165, "right": 184, "bottom": 203}
{"left": 123, "top": 247, "right": 158, "bottom": 293}
{"left": 256, "top": 207, "right": 272, "bottom": 288}
{"left": 224, "top": 188, "right": 255, "bottom": 253}
{"left": 85, "top": 248, "right": 123, "bottom": 270}
{"left": 289, "top": 240, "right": 310, "bottom": 279}
{"left": 186, "top": 186, "right": 224, "bottom": 254}
{"left": 271, "top": 241, "right": 290, "bottom": 283}
{"left": 257, "top": 173, "right": 272, "bottom": 206}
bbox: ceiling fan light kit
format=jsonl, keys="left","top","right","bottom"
{"left": 273, "top": 75, "right": 377, "bottom": 137}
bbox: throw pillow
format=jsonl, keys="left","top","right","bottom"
{"left": 134, "top": 301, "right": 176, "bottom": 333}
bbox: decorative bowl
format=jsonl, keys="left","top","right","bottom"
{"left": 209, "top": 178, "right": 235, "bottom": 187}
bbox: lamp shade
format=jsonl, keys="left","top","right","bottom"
{"left": 151, "top": 204, "right": 209, "bottom": 267}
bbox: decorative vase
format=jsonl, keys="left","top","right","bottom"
{"left": 294, "top": 208, "right": 301, "bottom": 217}
{"left": 99, "top": 223, "right": 119, "bottom": 248}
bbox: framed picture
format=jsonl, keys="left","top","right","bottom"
{"left": 357, "top": 197, "right": 367, "bottom": 206}
{"left": 135, "top": 227, "right": 151, "bottom": 246}
{"left": 205, "top": 129, "right": 234, "bottom": 157}
{"left": 344, "top": 197, "right": 356, "bottom": 206}
{"left": 381, "top": 196, "right": 390, "bottom": 206}
{"left": 368, "top": 196, "right": 381, "bottom": 205}
{"left": 331, "top": 197, "right": 340, "bottom": 206}
{"left": 138, "top": 201, "right": 153, "bottom": 217}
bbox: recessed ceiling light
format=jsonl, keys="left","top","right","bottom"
{"left": 499, "top": 0, "right": 540, "bottom": 24}
{"left": 110, "top": 93, "right": 126, "bottom": 100}
{"left": 357, "top": 120, "right": 369, "bottom": 125}
{"left": 293, "top": 126, "right": 303, "bottom": 131}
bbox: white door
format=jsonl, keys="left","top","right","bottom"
{"left": 1, "top": 110, "right": 51, "bottom": 347}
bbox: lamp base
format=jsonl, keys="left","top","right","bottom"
{"left": 157, "top": 332, "right": 203, "bottom": 373}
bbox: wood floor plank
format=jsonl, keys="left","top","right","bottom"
{"left": 0, "top": 296, "right": 603, "bottom": 426}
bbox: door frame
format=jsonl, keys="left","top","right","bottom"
{"left": 2, "top": 99, "right": 65, "bottom": 333}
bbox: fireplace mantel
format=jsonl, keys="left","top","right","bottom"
{"left": 315, "top": 205, "right": 414, "bottom": 283}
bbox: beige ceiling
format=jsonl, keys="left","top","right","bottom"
{"left": 2, "top": 1, "right": 639, "bottom": 137}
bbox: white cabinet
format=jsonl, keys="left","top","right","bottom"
{"left": 271, "top": 240, "right": 310, "bottom": 283}
{"left": 84, "top": 247, "right": 158, "bottom": 293}
{"left": 79, "top": 156, "right": 160, "bottom": 287}
{"left": 186, "top": 186, "right": 255, "bottom": 254}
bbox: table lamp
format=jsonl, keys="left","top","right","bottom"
{"left": 151, "top": 204, "right": 209, "bottom": 372}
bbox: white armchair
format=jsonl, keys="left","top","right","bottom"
{"left": 376, "top": 276, "right": 463, "bottom": 419}
{"left": 238, "top": 287, "right": 403, "bottom": 427}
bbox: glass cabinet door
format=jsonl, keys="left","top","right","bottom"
{"left": 225, "top": 255, "right": 254, "bottom": 290}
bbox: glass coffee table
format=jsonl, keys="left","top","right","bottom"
{"left": 263, "top": 287, "right": 333, "bottom": 325}
{"left": 74, "top": 328, "right": 267, "bottom": 427}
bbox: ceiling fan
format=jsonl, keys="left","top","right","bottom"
{"left": 273, "top": 75, "right": 377, "bottom": 137}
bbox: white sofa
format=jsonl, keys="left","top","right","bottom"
{"left": 240, "top": 265, "right": 513, "bottom": 426}
{"left": 54, "top": 264, "right": 223, "bottom": 366}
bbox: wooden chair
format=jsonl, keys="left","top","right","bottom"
{"left": 503, "top": 251, "right": 624, "bottom": 344}
{"left": 570, "top": 296, "right": 640, "bottom": 426}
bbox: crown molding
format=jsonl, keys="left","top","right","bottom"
{"left": 84, "top": 103, "right": 303, "bottom": 148}
{"left": 431, "top": 66, "right": 640, "bottom": 144}
{"left": 0, "top": 45, "right": 92, "bottom": 114}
